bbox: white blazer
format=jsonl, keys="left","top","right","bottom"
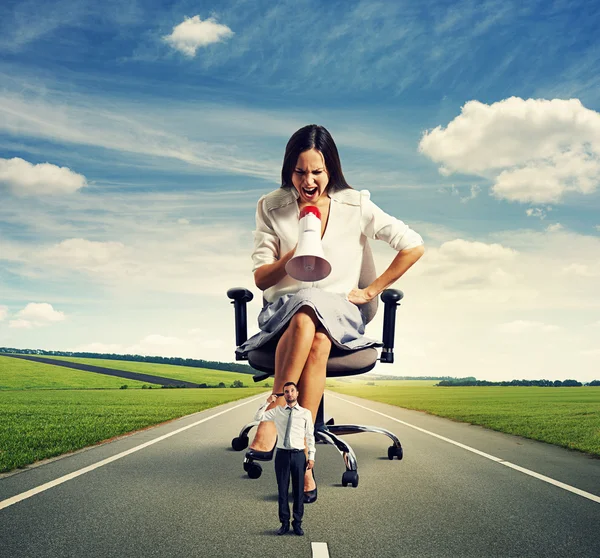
{"left": 252, "top": 187, "right": 423, "bottom": 303}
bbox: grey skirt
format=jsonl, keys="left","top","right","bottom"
{"left": 237, "top": 287, "right": 381, "bottom": 356}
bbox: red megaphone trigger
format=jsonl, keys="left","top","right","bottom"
{"left": 299, "top": 206, "right": 321, "bottom": 220}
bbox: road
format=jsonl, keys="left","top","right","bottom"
{"left": 1, "top": 392, "right": 599, "bottom": 557}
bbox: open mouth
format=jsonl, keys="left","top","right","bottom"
{"left": 303, "top": 187, "right": 318, "bottom": 197}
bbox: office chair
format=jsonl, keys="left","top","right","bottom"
{"left": 227, "top": 242, "right": 404, "bottom": 488}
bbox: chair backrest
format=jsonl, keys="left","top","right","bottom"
{"left": 359, "top": 241, "right": 378, "bottom": 324}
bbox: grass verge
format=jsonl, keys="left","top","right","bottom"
{"left": 0, "top": 388, "right": 260, "bottom": 473}
{"left": 328, "top": 383, "right": 600, "bottom": 456}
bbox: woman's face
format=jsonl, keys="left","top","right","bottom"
{"left": 291, "top": 148, "right": 330, "bottom": 204}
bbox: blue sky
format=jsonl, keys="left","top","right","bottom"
{"left": 1, "top": 0, "right": 599, "bottom": 381}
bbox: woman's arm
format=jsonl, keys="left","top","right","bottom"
{"left": 252, "top": 194, "right": 295, "bottom": 291}
{"left": 347, "top": 244, "right": 424, "bottom": 305}
{"left": 254, "top": 247, "right": 296, "bottom": 291}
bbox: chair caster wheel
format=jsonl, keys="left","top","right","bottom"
{"left": 388, "top": 445, "right": 403, "bottom": 460}
{"left": 247, "top": 462, "right": 262, "bottom": 479}
{"left": 231, "top": 436, "right": 249, "bottom": 451}
{"left": 342, "top": 470, "right": 359, "bottom": 488}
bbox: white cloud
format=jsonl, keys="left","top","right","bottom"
{"left": 33, "top": 226, "right": 254, "bottom": 296}
{"left": 561, "top": 263, "right": 600, "bottom": 278}
{"left": 70, "top": 332, "right": 226, "bottom": 359}
{"left": 493, "top": 149, "right": 600, "bottom": 203}
{"left": 0, "top": 157, "right": 87, "bottom": 196}
{"left": 0, "top": 92, "right": 278, "bottom": 181}
{"left": 460, "top": 184, "right": 480, "bottom": 203}
{"left": 0, "top": 305, "right": 8, "bottom": 321}
{"left": 9, "top": 319, "right": 34, "bottom": 329}
{"left": 498, "top": 320, "right": 561, "bottom": 333}
{"left": 546, "top": 223, "right": 563, "bottom": 232}
{"left": 443, "top": 184, "right": 481, "bottom": 203}
{"left": 68, "top": 342, "right": 124, "bottom": 354}
{"left": 43, "top": 239, "right": 128, "bottom": 271}
{"left": 436, "top": 238, "right": 517, "bottom": 261}
{"left": 419, "top": 97, "right": 600, "bottom": 203}
{"left": 163, "top": 16, "right": 234, "bottom": 57}
{"left": 526, "top": 207, "right": 550, "bottom": 220}
{"left": 388, "top": 238, "right": 519, "bottom": 294}
{"left": 9, "top": 302, "right": 66, "bottom": 329}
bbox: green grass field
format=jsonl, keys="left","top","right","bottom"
{"left": 0, "top": 388, "right": 261, "bottom": 473}
{"left": 328, "top": 380, "right": 600, "bottom": 456}
{"left": 0, "top": 355, "right": 269, "bottom": 473}
{"left": 24, "top": 355, "right": 254, "bottom": 386}
{"left": 0, "top": 356, "right": 153, "bottom": 390}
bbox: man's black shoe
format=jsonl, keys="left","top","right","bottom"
{"left": 292, "top": 523, "right": 304, "bottom": 536}
{"left": 277, "top": 523, "right": 290, "bottom": 536}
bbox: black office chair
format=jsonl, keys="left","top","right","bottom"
{"left": 227, "top": 242, "right": 404, "bottom": 488}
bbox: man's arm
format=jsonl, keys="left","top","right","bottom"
{"left": 254, "top": 394, "right": 279, "bottom": 422}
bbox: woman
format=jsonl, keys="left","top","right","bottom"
{"left": 239, "top": 124, "right": 424, "bottom": 500}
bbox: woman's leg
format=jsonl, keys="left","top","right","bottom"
{"left": 249, "top": 306, "right": 320, "bottom": 451}
{"left": 297, "top": 329, "right": 331, "bottom": 491}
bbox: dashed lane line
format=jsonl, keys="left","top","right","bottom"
{"left": 328, "top": 393, "right": 600, "bottom": 505}
{"left": 311, "top": 542, "right": 331, "bottom": 557}
{"left": 0, "top": 394, "right": 266, "bottom": 512}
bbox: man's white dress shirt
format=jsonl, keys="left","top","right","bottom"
{"left": 254, "top": 401, "right": 316, "bottom": 461}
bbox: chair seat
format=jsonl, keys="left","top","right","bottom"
{"left": 248, "top": 346, "right": 379, "bottom": 377}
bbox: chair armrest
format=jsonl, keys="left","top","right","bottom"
{"left": 380, "top": 289, "right": 404, "bottom": 364}
{"left": 226, "top": 288, "right": 254, "bottom": 359}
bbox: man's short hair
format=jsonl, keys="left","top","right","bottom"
{"left": 283, "top": 381, "right": 298, "bottom": 389}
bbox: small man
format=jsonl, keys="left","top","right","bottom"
{"left": 254, "top": 381, "right": 315, "bottom": 536}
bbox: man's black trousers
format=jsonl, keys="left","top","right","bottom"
{"left": 274, "top": 448, "right": 306, "bottom": 525}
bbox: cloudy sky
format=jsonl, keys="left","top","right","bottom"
{"left": 1, "top": 0, "right": 599, "bottom": 382}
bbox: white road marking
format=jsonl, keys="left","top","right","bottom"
{"left": 328, "top": 393, "right": 600, "bottom": 505}
{"left": 0, "top": 394, "right": 266, "bottom": 511}
{"left": 311, "top": 542, "right": 330, "bottom": 558}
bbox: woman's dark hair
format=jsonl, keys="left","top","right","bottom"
{"left": 281, "top": 125, "right": 352, "bottom": 193}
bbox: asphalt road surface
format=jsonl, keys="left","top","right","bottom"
{"left": 1, "top": 392, "right": 599, "bottom": 558}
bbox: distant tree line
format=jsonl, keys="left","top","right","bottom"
{"left": 367, "top": 375, "right": 457, "bottom": 381}
{"left": 436, "top": 377, "right": 598, "bottom": 387}
{"left": 0, "top": 347, "right": 255, "bottom": 375}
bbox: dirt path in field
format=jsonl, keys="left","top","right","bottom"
{"left": 2, "top": 354, "right": 201, "bottom": 388}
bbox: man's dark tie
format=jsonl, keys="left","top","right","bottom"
{"left": 283, "top": 407, "right": 293, "bottom": 449}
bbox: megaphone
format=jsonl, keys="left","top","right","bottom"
{"left": 285, "top": 206, "right": 332, "bottom": 282}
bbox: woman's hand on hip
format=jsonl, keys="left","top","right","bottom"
{"left": 347, "top": 288, "right": 376, "bottom": 305}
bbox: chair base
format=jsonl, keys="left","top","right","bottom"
{"left": 233, "top": 418, "right": 403, "bottom": 488}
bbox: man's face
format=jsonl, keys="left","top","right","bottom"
{"left": 283, "top": 384, "right": 298, "bottom": 405}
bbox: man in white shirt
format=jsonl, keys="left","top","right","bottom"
{"left": 254, "top": 381, "right": 316, "bottom": 536}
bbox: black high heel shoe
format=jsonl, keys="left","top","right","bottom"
{"left": 245, "top": 440, "right": 277, "bottom": 461}
{"left": 304, "top": 469, "right": 317, "bottom": 504}
{"left": 245, "top": 447, "right": 274, "bottom": 461}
